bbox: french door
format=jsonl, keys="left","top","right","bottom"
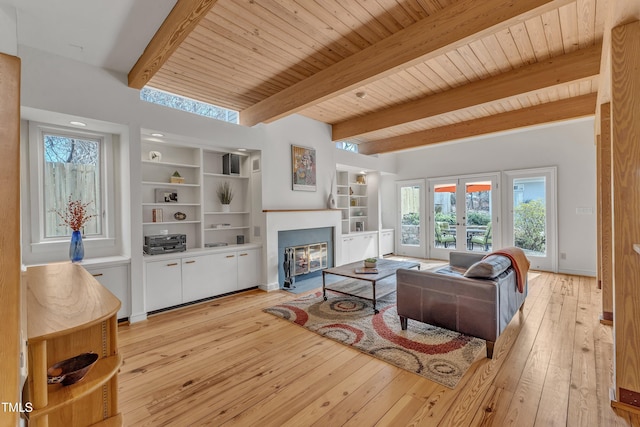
{"left": 505, "top": 167, "right": 557, "bottom": 272}
{"left": 429, "top": 174, "right": 500, "bottom": 260}
{"left": 396, "top": 179, "right": 426, "bottom": 258}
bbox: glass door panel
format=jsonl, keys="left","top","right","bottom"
{"left": 433, "top": 183, "right": 457, "bottom": 251}
{"left": 512, "top": 177, "right": 546, "bottom": 256}
{"left": 429, "top": 174, "right": 499, "bottom": 260}
{"left": 464, "top": 180, "right": 493, "bottom": 252}
{"left": 506, "top": 168, "right": 557, "bottom": 272}
{"left": 396, "top": 180, "right": 426, "bottom": 258}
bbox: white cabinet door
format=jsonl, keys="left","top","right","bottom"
{"left": 146, "top": 259, "right": 182, "bottom": 311}
{"left": 341, "top": 236, "right": 353, "bottom": 265}
{"left": 344, "top": 234, "right": 378, "bottom": 263}
{"left": 85, "top": 265, "right": 130, "bottom": 320}
{"left": 380, "top": 230, "right": 394, "bottom": 255}
{"left": 350, "top": 234, "right": 369, "bottom": 262}
{"left": 237, "top": 248, "right": 261, "bottom": 290}
{"left": 363, "top": 234, "right": 378, "bottom": 259}
{"left": 211, "top": 252, "right": 238, "bottom": 295}
{"left": 182, "top": 254, "right": 216, "bottom": 303}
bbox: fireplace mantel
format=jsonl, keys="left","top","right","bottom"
{"left": 263, "top": 209, "right": 342, "bottom": 291}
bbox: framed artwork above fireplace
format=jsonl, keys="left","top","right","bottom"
{"left": 291, "top": 144, "right": 316, "bottom": 191}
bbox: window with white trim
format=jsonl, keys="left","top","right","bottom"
{"left": 29, "top": 122, "right": 114, "bottom": 246}
{"left": 140, "top": 87, "right": 239, "bottom": 124}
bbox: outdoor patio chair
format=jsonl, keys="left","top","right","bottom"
{"left": 435, "top": 222, "right": 456, "bottom": 248}
{"left": 470, "top": 223, "right": 492, "bottom": 251}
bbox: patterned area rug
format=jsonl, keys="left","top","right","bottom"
{"left": 264, "top": 288, "right": 486, "bottom": 388}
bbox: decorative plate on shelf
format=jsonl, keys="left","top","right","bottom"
{"left": 174, "top": 212, "right": 187, "bottom": 220}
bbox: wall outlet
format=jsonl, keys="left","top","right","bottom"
{"left": 560, "top": 252, "right": 567, "bottom": 260}
{"left": 576, "top": 207, "right": 593, "bottom": 215}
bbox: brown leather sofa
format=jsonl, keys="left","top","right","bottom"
{"left": 396, "top": 251, "right": 527, "bottom": 358}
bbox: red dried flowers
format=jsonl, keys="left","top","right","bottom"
{"left": 55, "top": 197, "right": 96, "bottom": 232}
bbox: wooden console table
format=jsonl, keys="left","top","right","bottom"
{"left": 25, "top": 263, "right": 122, "bottom": 426}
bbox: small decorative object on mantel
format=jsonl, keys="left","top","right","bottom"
{"left": 54, "top": 196, "right": 97, "bottom": 263}
{"left": 327, "top": 174, "right": 337, "bottom": 209}
{"left": 170, "top": 170, "right": 185, "bottom": 184}
{"left": 174, "top": 211, "right": 187, "bottom": 221}
{"left": 217, "top": 181, "right": 234, "bottom": 212}
{"left": 149, "top": 150, "right": 162, "bottom": 162}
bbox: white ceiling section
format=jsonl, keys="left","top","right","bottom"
{"left": 1, "top": 0, "right": 176, "bottom": 73}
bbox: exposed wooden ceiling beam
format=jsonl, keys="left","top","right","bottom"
{"left": 128, "top": 0, "right": 218, "bottom": 89}
{"left": 333, "top": 43, "right": 601, "bottom": 141}
{"left": 239, "top": 0, "right": 574, "bottom": 127}
{"left": 358, "top": 93, "right": 598, "bottom": 155}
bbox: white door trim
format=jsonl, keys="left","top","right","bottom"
{"left": 395, "top": 179, "right": 426, "bottom": 258}
{"left": 503, "top": 167, "right": 558, "bottom": 272}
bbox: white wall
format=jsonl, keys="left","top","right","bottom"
{"left": 382, "top": 118, "right": 597, "bottom": 276}
{"left": 0, "top": 5, "right": 17, "bottom": 56}
{"left": 261, "top": 115, "right": 335, "bottom": 210}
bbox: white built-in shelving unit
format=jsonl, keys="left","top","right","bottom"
{"left": 201, "top": 149, "right": 251, "bottom": 244}
{"left": 141, "top": 140, "right": 252, "bottom": 249}
{"left": 336, "top": 170, "right": 370, "bottom": 234}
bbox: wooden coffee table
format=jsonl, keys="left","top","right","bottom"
{"left": 322, "top": 258, "right": 420, "bottom": 313}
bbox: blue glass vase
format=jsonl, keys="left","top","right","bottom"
{"left": 69, "top": 230, "right": 84, "bottom": 262}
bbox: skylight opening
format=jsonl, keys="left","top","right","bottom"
{"left": 140, "top": 87, "right": 239, "bottom": 124}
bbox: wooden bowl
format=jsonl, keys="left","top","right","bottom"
{"left": 47, "top": 352, "right": 99, "bottom": 386}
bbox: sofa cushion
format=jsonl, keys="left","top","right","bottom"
{"left": 464, "top": 254, "right": 511, "bottom": 279}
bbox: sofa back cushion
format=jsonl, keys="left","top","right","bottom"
{"left": 449, "top": 251, "right": 484, "bottom": 269}
{"left": 464, "top": 254, "right": 511, "bottom": 279}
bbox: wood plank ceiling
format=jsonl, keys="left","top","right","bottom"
{"left": 129, "top": 0, "right": 606, "bottom": 154}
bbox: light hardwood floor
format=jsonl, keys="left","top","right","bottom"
{"left": 118, "top": 269, "right": 640, "bottom": 426}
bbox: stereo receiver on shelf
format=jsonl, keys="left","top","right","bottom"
{"left": 143, "top": 234, "right": 186, "bottom": 255}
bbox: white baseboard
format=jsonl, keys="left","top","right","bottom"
{"left": 129, "top": 312, "right": 148, "bottom": 323}
{"left": 260, "top": 282, "right": 280, "bottom": 292}
{"left": 557, "top": 268, "right": 596, "bottom": 277}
